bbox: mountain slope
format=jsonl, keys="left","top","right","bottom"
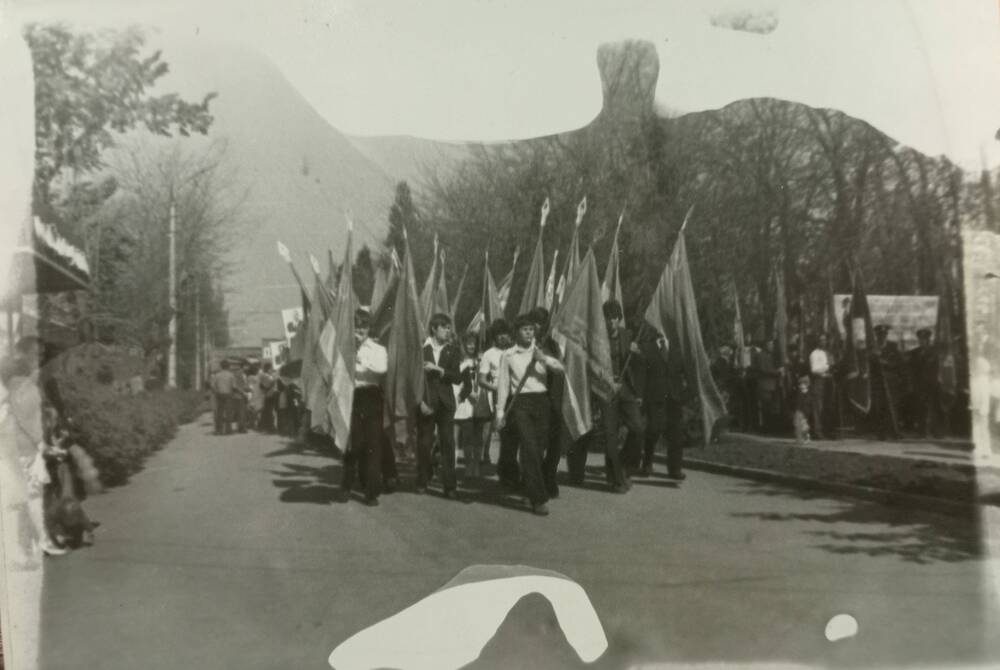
{"left": 155, "top": 37, "right": 395, "bottom": 345}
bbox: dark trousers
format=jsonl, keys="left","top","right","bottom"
{"left": 497, "top": 421, "right": 520, "bottom": 486}
{"left": 601, "top": 391, "right": 643, "bottom": 487}
{"left": 259, "top": 396, "right": 276, "bottom": 432}
{"left": 417, "top": 405, "right": 457, "bottom": 491}
{"left": 214, "top": 393, "right": 232, "bottom": 434}
{"left": 915, "top": 387, "right": 944, "bottom": 437}
{"left": 810, "top": 375, "right": 831, "bottom": 439}
{"left": 644, "top": 398, "right": 684, "bottom": 475}
{"left": 508, "top": 393, "right": 550, "bottom": 506}
{"left": 565, "top": 431, "right": 594, "bottom": 483}
{"left": 342, "top": 386, "right": 385, "bottom": 500}
{"left": 233, "top": 394, "right": 248, "bottom": 432}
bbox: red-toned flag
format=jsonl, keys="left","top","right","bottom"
{"left": 844, "top": 267, "right": 874, "bottom": 414}
{"left": 467, "top": 249, "right": 503, "bottom": 335}
{"left": 434, "top": 248, "right": 451, "bottom": 319}
{"left": 556, "top": 222, "right": 581, "bottom": 313}
{"left": 386, "top": 229, "right": 427, "bottom": 421}
{"left": 450, "top": 263, "right": 469, "bottom": 324}
{"left": 551, "top": 250, "right": 617, "bottom": 440}
{"left": 518, "top": 232, "right": 547, "bottom": 316}
{"left": 732, "top": 282, "right": 747, "bottom": 370}
{"left": 936, "top": 269, "right": 958, "bottom": 402}
{"left": 496, "top": 246, "right": 519, "bottom": 312}
{"left": 326, "top": 221, "right": 357, "bottom": 449}
{"left": 600, "top": 215, "right": 624, "bottom": 323}
{"left": 773, "top": 260, "right": 788, "bottom": 368}
{"left": 419, "top": 234, "right": 440, "bottom": 329}
{"left": 644, "top": 223, "right": 727, "bottom": 445}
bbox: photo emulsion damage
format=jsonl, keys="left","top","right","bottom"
{"left": 1, "top": 2, "right": 999, "bottom": 668}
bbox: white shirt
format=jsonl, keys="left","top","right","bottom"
{"left": 809, "top": 348, "right": 830, "bottom": 375}
{"left": 496, "top": 344, "right": 563, "bottom": 419}
{"left": 425, "top": 336, "right": 445, "bottom": 365}
{"left": 355, "top": 338, "right": 388, "bottom": 387}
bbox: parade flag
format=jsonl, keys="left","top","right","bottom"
{"left": 467, "top": 249, "right": 503, "bottom": 335}
{"left": 556, "top": 199, "right": 585, "bottom": 310}
{"left": 277, "top": 241, "right": 311, "bottom": 316}
{"left": 496, "top": 246, "right": 520, "bottom": 311}
{"left": 600, "top": 211, "right": 625, "bottom": 321}
{"left": 936, "top": 269, "right": 958, "bottom": 401}
{"left": 825, "top": 270, "right": 842, "bottom": 353}
{"left": 732, "top": 282, "right": 746, "bottom": 370}
{"left": 420, "top": 234, "right": 440, "bottom": 328}
{"left": 773, "top": 260, "right": 788, "bottom": 368}
{"left": 326, "top": 249, "right": 337, "bottom": 292}
{"left": 434, "top": 248, "right": 451, "bottom": 319}
{"left": 450, "top": 262, "right": 469, "bottom": 323}
{"left": 370, "top": 250, "right": 401, "bottom": 342}
{"left": 371, "top": 262, "right": 390, "bottom": 313}
{"left": 544, "top": 249, "right": 560, "bottom": 311}
{"left": 386, "top": 229, "right": 427, "bottom": 420}
{"left": 551, "top": 249, "right": 617, "bottom": 440}
{"left": 643, "top": 218, "right": 727, "bottom": 445}
{"left": 326, "top": 218, "right": 357, "bottom": 449}
{"left": 844, "top": 267, "right": 874, "bottom": 414}
{"left": 517, "top": 199, "right": 550, "bottom": 317}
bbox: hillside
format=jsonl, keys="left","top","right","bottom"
{"left": 152, "top": 37, "right": 396, "bottom": 345}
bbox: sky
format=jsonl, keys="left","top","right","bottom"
{"left": 4, "top": 0, "right": 1000, "bottom": 170}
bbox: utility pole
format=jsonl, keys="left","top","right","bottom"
{"left": 193, "top": 279, "right": 201, "bottom": 390}
{"left": 168, "top": 199, "right": 177, "bottom": 389}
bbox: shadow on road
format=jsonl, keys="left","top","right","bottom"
{"left": 728, "top": 479, "right": 984, "bottom": 565}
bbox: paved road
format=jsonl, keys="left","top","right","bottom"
{"left": 40, "top": 417, "right": 1000, "bottom": 669}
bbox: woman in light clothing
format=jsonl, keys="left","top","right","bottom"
{"left": 454, "top": 333, "right": 487, "bottom": 481}
{"left": 478, "top": 319, "right": 513, "bottom": 469}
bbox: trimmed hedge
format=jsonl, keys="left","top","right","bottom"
{"left": 59, "top": 381, "right": 209, "bottom": 487}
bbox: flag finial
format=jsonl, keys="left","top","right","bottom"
{"left": 680, "top": 205, "right": 695, "bottom": 233}
{"left": 277, "top": 241, "right": 291, "bottom": 264}
{"left": 308, "top": 253, "right": 321, "bottom": 276}
{"left": 541, "top": 197, "right": 551, "bottom": 228}
{"left": 576, "top": 196, "right": 588, "bottom": 226}
{"left": 345, "top": 209, "right": 354, "bottom": 231}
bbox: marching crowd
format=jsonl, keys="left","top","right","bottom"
{"left": 211, "top": 302, "right": 691, "bottom": 516}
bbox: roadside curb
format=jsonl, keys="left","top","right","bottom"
{"left": 684, "top": 457, "right": 981, "bottom": 519}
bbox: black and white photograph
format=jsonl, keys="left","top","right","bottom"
{"left": 1, "top": 1, "right": 999, "bottom": 668}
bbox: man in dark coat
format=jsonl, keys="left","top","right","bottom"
{"left": 870, "top": 325, "right": 902, "bottom": 439}
{"left": 641, "top": 329, "right": 689, "bottom": 479}
{"left": 909, "top": 328, "right": 942, "bottom": 437}
{"left": 416, "top": 313, "right": 463, "bottom": 498}
{"left": 600, "top": 301, "right": 645, "bottom": 492}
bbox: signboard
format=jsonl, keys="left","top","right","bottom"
{"left": 281, "top": 307, "right": 304, "bottom": 342}
{"left": 833, "top": 294, "right": 938, "bottom": 351}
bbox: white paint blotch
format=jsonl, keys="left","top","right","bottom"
{"left": 825, "top": 614, "right": 858, "bottom": 642}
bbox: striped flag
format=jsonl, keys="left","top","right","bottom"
{"left": 517, "top": 199, "right": 550, "bottom": 317}
{"left": 326, "top": 219, "right": 357, "bottom": 449}
{"left": 551, "top": 250, "right": 617, "bottom": 440}
{"left": 644, "top": 218, "right": 727, "bottom": 445}
{"left": 556, "top": 219, "right": 582, "bottom": 311}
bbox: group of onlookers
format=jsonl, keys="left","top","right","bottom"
{"left": 210, "top": 360, "right": 302, "bottom": 436}
{"left": 712, "top": 325, "right": 963, "bottom": 443}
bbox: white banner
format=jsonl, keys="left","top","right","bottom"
{"left": 834, "top": 294, "right": 939, "bottom": 351}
